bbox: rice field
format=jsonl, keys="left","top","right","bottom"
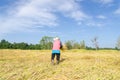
{"left": 0, "top": 49, "right": 120, "bottom": 80}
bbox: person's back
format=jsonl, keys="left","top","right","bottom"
{"left": 52, "top": 39, "right": 60, "bottom": 50}
{"left": 51, "top": 37, "right": 62, "bottom": 65}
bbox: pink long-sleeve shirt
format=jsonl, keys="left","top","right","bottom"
{"left": 52, "top": 40, "right": 61, "bottom": 50}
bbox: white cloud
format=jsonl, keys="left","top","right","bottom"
{"left": 101, "top": 0, "right": 113, "bottom": 4}
{"left": 56, "top": 0, "right": 88, "bottom": 20}
{"left": 71, "top": 11, "right": 88, "bottom": 21}
{"left": 97, "top": 15, "right": 107, "bottom": 19}
{"left": 0, "top": 0, "right": 88, "bottom": 35}
{"left": 86, "top": 22, "right": 104, "bottom": 27}
{"left": 94, "top": 0, "right": 113, "bottom": 4}
{"left": 114, "top": 7, "right": 120, "bottom": 14}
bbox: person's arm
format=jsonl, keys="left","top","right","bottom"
{"left": 60, "top": 41, "right": 63, "bottom": 49}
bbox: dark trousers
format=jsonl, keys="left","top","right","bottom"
{"left": 51, "top": 53, "right": 60, "bottom": 61}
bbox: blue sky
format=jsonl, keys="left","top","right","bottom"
{"left": 0, "top": 0, "right": 120, "bottom": 48}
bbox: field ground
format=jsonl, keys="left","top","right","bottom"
{"left": 0, "top": 49, "right": 120, "bottom": 80}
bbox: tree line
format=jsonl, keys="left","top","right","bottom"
{"left": 0, "top": 36, "right": 120, "bottom": 50}
{"left": 0, "top": 36, "right": 53, "bottom": 50}
{"left": 0, "top": 36, "right": 86, "bottom": 50}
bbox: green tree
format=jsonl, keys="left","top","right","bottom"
{"left": 18, "top": 42, "right": 29, "bottom": 49}
{"left": 28, "top": 44, "right": 35, "bottom": 50}
{"left": 0, "top": 39, "right": 11, "bottom": 49}
{"left": 65, "top": 40, "right": 86, "bottom": 49}
{"left": 34, "top": 44, "right": 41, "bottom": 50}
{"left": 40, "top": 36, "right": 53, "bottom": 49}
{"left": 65, "top": 40, "right": 74, "bottom": 49}
{"left": 80, "top": 40, "right": 86, "bottom": 49}
{"left": 11, "top": 42, "right": 28, "bottom": 49}
{"left": 73, "top": 42, "right": 80, "bottom": 49}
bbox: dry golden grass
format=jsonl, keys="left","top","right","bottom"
{"left": 0, "top": 49, "right": 120, "bottom": 80}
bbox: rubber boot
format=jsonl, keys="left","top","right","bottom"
{"left": 56, "top": 60, "right": 59, "bottom": 64}
{"left": 51, "top": 60, "right": 54, "bottom": 65}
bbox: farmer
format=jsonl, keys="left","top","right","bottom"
{"left": 51, "top": 37, "right": 62, "bottom": 65}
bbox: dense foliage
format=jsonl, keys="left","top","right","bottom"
{"left": 64, "top": 40, "right": 86, "bottom": 50}
{"left": 0, "top": 36, "right": 119, "bottom": 50}
{"left": 0, "top": 36, "right": 52, "bottom": 50}
{"left": 0, "top": 39, "right": 40, "bottom": 50}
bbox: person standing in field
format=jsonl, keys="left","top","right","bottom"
{"left": 51, "top": 37, "right": 62, "bottom": 65}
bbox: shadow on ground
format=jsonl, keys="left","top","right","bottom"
{"left": 60, "top": 58, "right": 66, "bottom": 63}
